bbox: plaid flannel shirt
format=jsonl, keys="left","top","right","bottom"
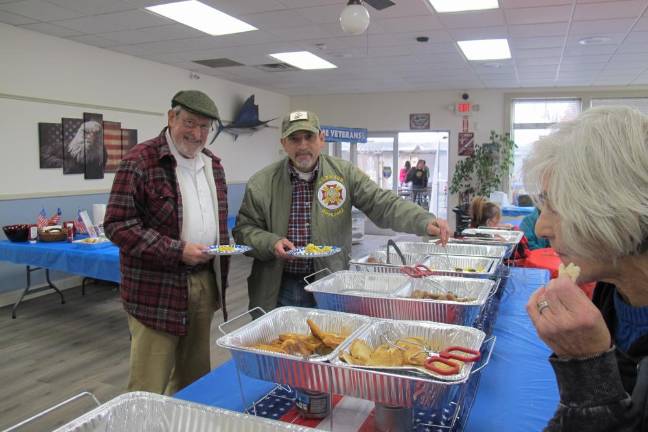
{"left": 284, "top": 163, "right": 317, "bottom": 274}
{"left": 104, "top": 129, "right": 230, "bottom": 336}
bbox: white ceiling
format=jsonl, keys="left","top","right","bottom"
{"left": 2, "top": 0, "right": 648, "bottom": 95}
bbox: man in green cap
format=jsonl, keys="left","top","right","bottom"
{"left": 233, "top": 110, "right": 449, "bottom": 312}
{"left": 105, "top": 90, "right": 230, "bottom": 394}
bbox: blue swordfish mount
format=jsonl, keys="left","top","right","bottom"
{"left": 215, "top": 95, "right": 277, "bottom": 141}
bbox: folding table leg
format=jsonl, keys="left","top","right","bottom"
{"left": 11, "top": 266, "right": 66, "bottom": 319}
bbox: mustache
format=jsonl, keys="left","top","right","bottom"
{"left": 296, "top": 152, "right": 312, "bottom": 157}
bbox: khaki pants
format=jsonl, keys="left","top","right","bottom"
{"left": 127, "top": 269, "right": 218, "bottom": 395}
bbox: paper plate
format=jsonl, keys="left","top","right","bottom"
{"left": 205, "top": 244, "right": 253, "bottom": 256}
{"left": 287, "top": 245, "right": 341, "bottom": 259}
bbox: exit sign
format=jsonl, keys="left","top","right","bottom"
{"left": 456, "top": 102, "right": 471, "bottom": 113}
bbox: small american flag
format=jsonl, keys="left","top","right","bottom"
{"left": 74, "top": 210, "right": 87, "bottom": 234}
{"left": 37, "top": 208, "right": 48, "bottom": 228}
{"left": 48, "top": 208, "right": 62, "bottom": 226}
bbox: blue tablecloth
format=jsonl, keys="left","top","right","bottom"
{"left": 176, "top": 267, "right": 558, "bottom": 431}
{"left": 502, "top": 205, "right": 535, "bottom": 217}
{"left": 0, "top": 240, "right": 120, "bottom": 282}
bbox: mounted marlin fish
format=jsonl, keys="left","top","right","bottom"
{"left": 215, "top": 95, "right": 276, "bottom": 140}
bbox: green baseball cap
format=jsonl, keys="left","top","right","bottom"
{"left": 171, "top": 90, "right": 220, "bottom": 120}
{"left": 281, "top": 111, "right": 320, "bottom": 138}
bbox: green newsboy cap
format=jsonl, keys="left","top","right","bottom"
{"left": 281, "top": 111, "right": 320, "bottom": 138}
{"left": 171, "top": 90, "right": 220, "bottom": 120}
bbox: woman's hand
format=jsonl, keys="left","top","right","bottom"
{"left": 527, "top": 276, "right": 611, "bottom": 359}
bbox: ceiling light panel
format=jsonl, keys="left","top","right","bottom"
{"left": 269, "top": 51, "right": 337, "bottom": 70}
{"left": 458, "top": 38, "right": 511, "bottom": 60}
{"left": 427, "top": 0, "right": 499, "bottom": 13}
{"left": 146, "top": 1, "right": 257, "bottom": 36}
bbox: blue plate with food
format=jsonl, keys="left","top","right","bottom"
{"left": 205, "top": 244, "right": 253, "bottom": 256}
{"left": 287, "top": 244, "right": 342, "bottom": 258}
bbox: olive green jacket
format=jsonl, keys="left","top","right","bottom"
{"left": 232, "top": 154, "right": 435, "bottom": 311}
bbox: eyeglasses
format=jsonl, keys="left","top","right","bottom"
{"left": 181, "top": 118, "right": 213, "bottom": 133}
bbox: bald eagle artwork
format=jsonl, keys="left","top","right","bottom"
{"left": 215, "top": 95, "right": 276, "bottom": 141}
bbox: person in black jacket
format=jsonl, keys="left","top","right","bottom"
{"left": 523, "top": 106, "right": 648, "bottom": 431}
{"left": 406, "top": 160, "right": 429, "bottom": 207}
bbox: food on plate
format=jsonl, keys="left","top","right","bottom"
{"left": 366, "top": 256, "right": 384, "bottom": 264}
{"left": 411, "top": 290, "right": 475, "bottom": 302}
{"left": 453, "top": 265, "right": 486, "bottom": 273}
{"left": 304, "top": 243, "right": 333, "bottom": 254}
{"left": 248, "top": 319, "right": 350, "bottom": 357}
{"left": 217, "top": 245, "right": 236, "bottom": 253}
{"left": 77, "top": 237, "right": 109, "bottom": 244}
{"left": 558, "top": 262, "right": 581, "bottom": 282}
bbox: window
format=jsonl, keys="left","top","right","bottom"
{"left": 511, "top": 99, "right": 581, "bottom": 202}
{"left": 591, "top": 97, "right": 648, "bottom": 114}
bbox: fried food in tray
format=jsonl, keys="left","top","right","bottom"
{"left": 340, "top": 336, "right": 434, "bottom": 368}
{"left": 410, "top": 289, "right": 476, "bottom": 303}
{"left": 248, "top": 319, "right": 350, "bottom": 357}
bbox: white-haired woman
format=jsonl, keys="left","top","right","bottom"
{"left": 524, "top": 106, "right": 648, "bottom": 431}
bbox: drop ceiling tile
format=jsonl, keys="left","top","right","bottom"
{"left": 517, "top": 64, "right": 559, "bottom": 74}
{"left": 560, "top": 54, "right": 611, "bottom": 63}
{"left": 45, "top": 0, "right": 141, "bottom": 15}
{"left": 438, "top": 9, "right": 505, "bottom": 28}
{"left": 568, "top": 18, "right": 635, "bottom": 34}
{"left": 592, "top": 77, "right": 633, "bottom": 85}
{"left": 0, "top": 0, "right": 85, "bottom": 21}
{"left": 369, "top": 30, "right": 453, "bottom": 46}
{"left": 374, "top": 0, "right": 435, "bottom": 19}
{"left": 558, "top": 62, "right": 606, "bottom": 71}
{"left": 0, "top": 9, "right": 37, "bottom": 24}
{"left": 20, "top": 21, "right": 83, "bottom": 37}
{"left": 447, "top": 26, "right": 508, "bottom": 40}
{"left": 635, "top": 17, "right": 648, "bottom": 31}
{"left": 625, "top": 31, "right": 648, "bottom": 43}
{"left": 243, "top": 9, "right": 316, "bottom": 28}
{"left": 573, "top": 0, "right": 647, "bottom": 21}
{"left": 200, "top": 0, "right": 288, "bottom": 15}
{"left": 510, "top": 36, "right": 564, "bottom": 49}
{"left": 97, "top": 24, "right": 205, "bottom": 45}
{"left": 508, "top": 22, "right": 568, "bottom": 37}
{"left": 563, "top": 44, "right": 617, "bottom": 55}
{"left": 616, "top": 42, "right": 648, "bottom": 53}
{"left": 515, "top": 57, "right": 561, "bottom": 66}
{"left": 54, "top": 10, "right": 167, "bottom": 34}
{"left": 500, "top": 0, "right": 571, "bottom": 7}
{"left": 513, "top": 47, "right": 564, "bottom": 58}
{"left": 375, "top": 15, "right": 444, "bottom": 32}
{"left": 278, "top": 0, "right": 345, "bottom": 7}
{"left": 504, "top": 5, "right": 572, "bottom": 25}
{"left": 68, "top": 34, "right": 121, "bottom": 48}
{"left": 267, "top": 23, "right": 338, "bottom": 41}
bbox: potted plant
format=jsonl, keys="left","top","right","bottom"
{"left": 449, "top": 131, "right": 516, "bottom": 227}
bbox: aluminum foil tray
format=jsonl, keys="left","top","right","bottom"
{"left": 425, "top": 254, "right": 498, "bottom": 278}
{"left": 349, "top": 252, "right": 432, "bottom": 274}
{"left": 396, "top": 241, "right": 508, "bottom": 260}
{"left": 54, "top": 392, "right": 310, "bottom": 432}
{"left": 306, "top": 271, "right": 496, "bottom": 326}
{"left": 216, "top": 307, "right": 370, "bottom": 392}
{"left": 329, "top": 319, "right": 486, "bottom": 407}
{"left": 454, "top": 228, "right": 525, "bottom": 258}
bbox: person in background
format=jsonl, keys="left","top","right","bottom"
{"left": 104, "top": 90, "right": 230, "bottom": 395}
{"left": 233, "top": 110, "right": 449, "bottom": 312}
{"left": 524, "top": 106, "right": 648, "bottom": 431}
{"left": 469, "top": 196, "right": 512, "bottom": 229}
{"left": 520, "top": 207, "right": 550, "bottom": 250}
{"left": 399, "top": 160, "right": 411, "bottom": 186}
{"left": 406, "top": 159, "right": 429, "bottom": 207}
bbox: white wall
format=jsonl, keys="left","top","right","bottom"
{"left": 292, "top": 90, "right": 506, "bottom": 220}
{"left": 0, "top": 23, "right": 289, "bottom": 197}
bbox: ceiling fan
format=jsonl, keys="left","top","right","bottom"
{"left": 340, "top": 0, "right": 396, "bottom": 34}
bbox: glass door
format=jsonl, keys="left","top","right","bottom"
{"left": 397, "top": 131, "right": 449, "bottom": 219}
{"left": 356, "top": 134, "right": 397, "bottom": 190}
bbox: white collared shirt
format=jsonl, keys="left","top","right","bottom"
{"left": 166, "top": 132, "right": 217, "bottom": 246}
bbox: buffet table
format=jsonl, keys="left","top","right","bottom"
{"left": 0, "top": 240, "right": 120, "bottom": 317}
{"left": 176, "top": 267, "right": 559, "bottom": 431}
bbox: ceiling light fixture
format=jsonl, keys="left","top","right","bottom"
{"left": 578, "top": 36, "right": 612, "bottom": 46}
{"left": 427, "top": 0, "right": 499, "bottom": 13}
{"left": 146, "top": 0, "right": 257, "bottom": 36}
{"left": 340, "top": 0, "right": 371, "bottom": 35}
{"left": 269, "top": 51, "right": 337, "bottom": 70}
{"left": 458, "top": 39, "right": 511, "bottom": 61}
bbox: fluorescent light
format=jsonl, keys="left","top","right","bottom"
{"left": 458, "top": 39, "right": 511, "bottom": 61}
{"left": 146, "top": 1, "right": 257, "bottom": 36}
{"left": 269, "top": 51, "right": 337, "bottom": 70}
{"left": 427, "top": 0, "right": 499, "bottom": 13}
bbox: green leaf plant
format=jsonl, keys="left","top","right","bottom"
{"left": 449, "top": 130, "right": 517, "bottom": 207}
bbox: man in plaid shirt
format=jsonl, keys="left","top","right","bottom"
{"left": 234, "top": 111, "right": 449, "bottom": 312}
{"left": 105, "top": 90, "right": 229, "bottom": 394}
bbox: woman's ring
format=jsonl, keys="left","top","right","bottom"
{"left": 536, "top": 299, "right": 550, "bottom": 314}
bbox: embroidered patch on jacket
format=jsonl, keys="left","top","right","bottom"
{"left": 317, "top": 176, "right": 347, "bottom": 217}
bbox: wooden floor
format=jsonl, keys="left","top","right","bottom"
{"left": 0, "top": 233, "right": 416, "bottom": 431}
